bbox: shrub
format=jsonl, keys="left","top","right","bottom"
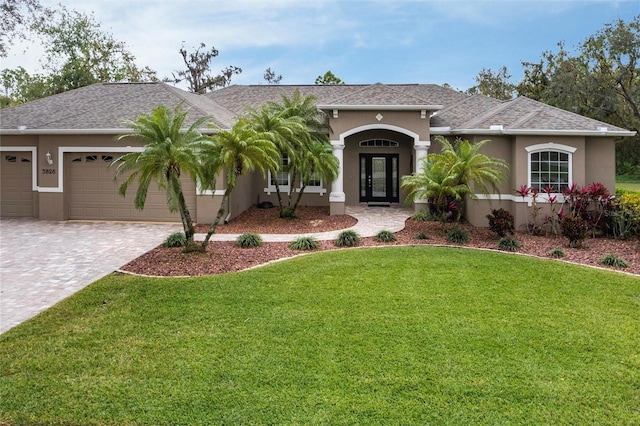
{"left": 599, "top": 254, "right": 629, "bottom": 268}
{"left": 416, "top": 232, "right": 429, "bottom": 240}
{"left": 335, "top": 230, "right": 360, "bottom": 247}
{"left": 560, "top": 215, "right": 589, "bottom": 248}
{"left": 163, "top": 232, "right": 186, "bottom": 247}
{"left": 611, "top": 192, "right": 640, "bottom": 240}
{"left": 549, "top": 248, "right": 565, "bottom": 258}
{"left": 498, "top": 237, "right": 520, "bottom": 252}
{"left": 486, "top": 208, "right": 515, "bottom": 237}
{"left": 375, "top": 230, "right": 397, "bottom": 243}
{"left": 279, "top": 206, "right": 297, "bottom": 219}
{"left": 411, "top": 209, "right": 436, "bottom": 222}
{"left": 446, "top": 227, "right": 468, "bottom": 244}
{"left": 290, "top": 236, "right": 319, "bottom": 251}
{"left": 235, "top": 232, "right": 263, "bottom": 248}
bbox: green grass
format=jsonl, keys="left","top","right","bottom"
{"left": 617, "top": 175, "right": 640, "bottom": 193}
{"left": 1, "top": 247, "right": 639, "bottom": 425}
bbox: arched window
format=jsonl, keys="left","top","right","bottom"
{"left": 359, "top": 139, "right": 399, "bottom": 148}
{"left": 525, "top": 143, "right": 576, "bottom": 193}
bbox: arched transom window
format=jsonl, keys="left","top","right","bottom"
{"left": 359, "top": 139, "right": 399, "bottom": 148}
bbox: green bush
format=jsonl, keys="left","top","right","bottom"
{"left": 611, "top": 192, "right": 640, "bottom": 239}
{"left": 235, "top": 232, "right": 263, "bottom": 248}
{"left": 498, "top": 237, "right": 520, "bottom": 252}
{"left": 279, "top": 206, "right": 297, "bottom": 219}
{"left": 375, "top": 230, "right": 397, "bottom": 243}
{"left": 335, "top": 230, "right": 360, "bottom": 247}
{"left": 416, "top": 232, "right": 429, "bottom": 240}
{"left": 599, "top": 254, "right": 629, "bottom": 268}
{"left": 446, "top": 227, "right": 468, "bottom": 244}
{"left": 163, "top": 232, "right": 186, "bottom": 248}
{"left": 549, "top": 248, "right": 566, "bottom": 258}
{"left": 411, "top": 209, "right": 436, "bottom": 222}
{"left": 290, "top": 236, "right": 319, "bottom": 251}
{"left": 560, "top": 215, "right": 589, "bottom": 248}
{"left": 486, "top": 208, "right": 515, "bottom": 237}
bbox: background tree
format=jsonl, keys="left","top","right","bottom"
{"left": 112, "top": 105, "right": 210, "bottom": 249}
{"left": 1, "top": 5, "right": 156, "bottom": 105}
{"left": 169, "top": 42, "right": 242, "bottom": 94}
{"left": 315, "top": 70, "right": 345, "bottom": 85}
{"left": 200, "top": 118, "right": 279, "bottom": 249}
{"left": 518, "top": 16, "right": 640, "bottom": 174}
{"left": 264, "top": 67, "right": 282, "bottom": 84}
{"left": 466, "top": 66, "right": 516, "bottom": 100}
{"left": 0, "top": 0, "right": 48, "bottom": 57}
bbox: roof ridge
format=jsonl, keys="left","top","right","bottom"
{"left": 459, "top": 96, "right": 517, "bottom": 128}
{"left": 160, "top": 84, "right": 218, "bottom": 117}
{"left": 327, "top": 82, "right": 433, "bottom": 105}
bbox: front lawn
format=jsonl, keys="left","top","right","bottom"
{"left": 617, "top": 174, "right": 640, "bottom": 193}
{"left": 1, "top": 247, "right": 639, "bottom": 425}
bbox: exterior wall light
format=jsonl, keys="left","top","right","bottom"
{"left": 45, "top": 151, "right": 53, "bottom": 165}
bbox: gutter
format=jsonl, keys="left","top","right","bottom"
{"left": 0, "top": 127, "right": 220, "bottom": 136}
{"left": 436, "top": 128, "right": 636, "bottom": 137}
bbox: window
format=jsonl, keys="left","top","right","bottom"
{"left": 265, "top": 156, "right": 327, "bottom": 195}
{"left": 270, "top": 156, "right": 290, "bottom": 187}
{"left": 359, "top": 139, "right": 399, "bottom": 148}
{"left": 526, "top": 143, "right": 575, "bottom": 193}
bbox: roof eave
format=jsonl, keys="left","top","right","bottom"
{"left": 0, "top": 127, "right": 220, "bottom": 135}
{"left": 317, "top": 104, "right": 443, "bottom": 111}
{"left": 450, "top": 128, "right": 636, "bottom": 137}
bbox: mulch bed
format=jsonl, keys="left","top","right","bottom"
{"left": 122, "top": 207, "right": 640, "bottom": 277}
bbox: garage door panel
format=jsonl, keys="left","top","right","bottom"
{"left": 66, "top": 153, "right": 196, "bottom": 222}
{"left": 1, "top": 152, "right": 34, "bottom": 218}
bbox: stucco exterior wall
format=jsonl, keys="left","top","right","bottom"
{"left": 328, "top": 110, "right": 431, "bottom": 141}
{"left": 585, "top": 137, "right": 616, "bottom": 190}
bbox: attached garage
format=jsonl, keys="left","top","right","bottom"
{"left": 0, "top": 151, "right": 34, "bottom": 217}
{"left": 66, "top": 153, "right": 197, "bottom": 222}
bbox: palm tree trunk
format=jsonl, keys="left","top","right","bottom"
{"left": 201, "top": 186, "right": 233, "bottom": 249}
{"left": 178, "top": 191, "right": 196, "bottom": 244}
{"left": 293, "top": 184, "right": 306, "bottom": 212}
{"left": 271, "top": 168, "right": 285, "bottom": 216}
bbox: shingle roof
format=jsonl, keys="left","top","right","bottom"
{"left": 0, "top": 82, "right": 633, "bottom": 136}
{"left": 0, "top": 82, "right": 235, "bottom": 131}
{"left": 456, "top": 96, "right": 631, "bottom": 134}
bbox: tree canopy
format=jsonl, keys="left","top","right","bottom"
{"left": 168, "top": 42, "right": 242, "bottom": 94}
{"left": 1, "top": 5, "right": 156, "bottom": 106}
{"left": 315, "top": 70, "right": 345, "bottom": 85}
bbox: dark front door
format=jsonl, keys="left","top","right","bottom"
{"left": 359, "top": 154, "right": 399, "bottom": 203}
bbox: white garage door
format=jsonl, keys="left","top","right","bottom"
{"left": 0, "top": 152, "right": 34, "bottom": 217}
{"left": 66, "top": 153, "right": 197, "bottom": 222}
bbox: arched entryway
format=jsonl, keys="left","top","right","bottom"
{"left": 329, "top": 124, "right": 430, "bottom": 213}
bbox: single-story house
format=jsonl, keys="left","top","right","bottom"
{"left": 0, "top": 82, "right": 635, "bottom": 229}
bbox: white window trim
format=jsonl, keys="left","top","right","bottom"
{"left": 264, "top": 171, "right": 327, "bottom": 196}
{"left": 525, "top": 142, "right": 576, "bottom": 195}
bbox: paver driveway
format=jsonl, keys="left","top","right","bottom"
{"left": 0, "top": 219, "right": 180, "bottom": 334}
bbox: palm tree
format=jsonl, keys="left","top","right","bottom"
{"left": 200, "top": 117, "right": 279, "bottom": 249}
{"left": 112, "top": 104, "right": 210, "bottom": 248}
{"left": 402, "top": 136, "right": 508, "bottom": 222}
{"left": 437, "top": 136, "right": 509, "bottom": 197}
{"left": 246, "top": 104, "right": 306, "bottom": 212}
{"left": 268, "top": 90, "right": 334, "bottom": 218}
{"left": 291, "top": 140, "right": 339, "bottom": 212}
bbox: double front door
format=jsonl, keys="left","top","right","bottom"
{"left": 359, "top": 154, "right": 399, "bottom": 203}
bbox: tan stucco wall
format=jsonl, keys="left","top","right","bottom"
{"left": 328, "top": 110, "right": 431, "bottom": 141}
{"left": 585, "top": 137, "right": 616, "bottom": 190}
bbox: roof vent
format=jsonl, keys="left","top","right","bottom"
{"left": 597, "top": 126, "right": 608, "bottom": 132}
{"left": 489, "top": 125, "right": 503, "bottom": 131}
{"left": 17, "top": 125, "right": 27, "bottom": 132}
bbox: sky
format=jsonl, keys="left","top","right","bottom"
{"left": 2, "top": 0, "right": 638, "bottom": 91}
